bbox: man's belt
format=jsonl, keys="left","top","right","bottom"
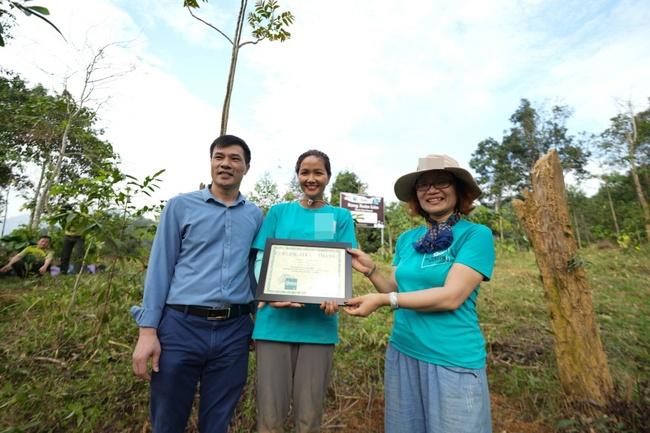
{"left": 167, "top": 303, "right": 253, "bottom": 321}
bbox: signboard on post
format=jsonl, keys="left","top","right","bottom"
{"left": 340, "top": 193, "right": 385, "bottom": 228}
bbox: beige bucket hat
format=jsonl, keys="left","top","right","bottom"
{"left": 393, "top": 154, "right": 482, "bottom": 202}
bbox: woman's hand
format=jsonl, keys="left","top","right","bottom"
{"left": 346, "top": 248, "right": 375, "bottom": 276}
{"left": 319, "top": 300, "right": 340, "bottom": 316}
{"left": 342, "top": 293, "right": 386, "bottom": 317}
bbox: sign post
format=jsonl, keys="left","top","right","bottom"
{"left": 339, "top": 192, "right": 385, "bottom": 246}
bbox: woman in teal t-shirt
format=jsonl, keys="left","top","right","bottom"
{"left": 253, "top": 149, "right": 358, "bottom": 433}
{"left": 344, "top": 154, "right": 495, "bottom": 433}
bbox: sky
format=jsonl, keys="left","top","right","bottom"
{"left": 2, "top": 0, "right": 650, "bottom": 220}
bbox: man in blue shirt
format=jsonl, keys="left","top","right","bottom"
{"left": 131, "top": 135, "right": 264, "bottom": 433}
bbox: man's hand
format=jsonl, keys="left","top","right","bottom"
{"left": 132, "top": 327, "right": 161, "bottom": 381}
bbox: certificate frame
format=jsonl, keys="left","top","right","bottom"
{"left": 256, "top": 238, "right": 352, "bottom": 305}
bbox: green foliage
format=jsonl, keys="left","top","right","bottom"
{"left": 381, "top": 200, "right": 419, "bottom": 254}
{"left": 470, "top": 98, "right": 591, "bottom": 198}
{"left": 465, "top": 96, "right": 650, "bottom": 247}
{"left": 185, "top": 0, "right": 295, "bottom": 44}
{"left": 247, "top": 171, "right": 281, "bottom": 215}
{"left": 570, "top": 168, "right": 648, "bottom": 245}
{"left": 0, "top": 0, "right": 65, "bottom": 47}
{"left": 1, "top": 246, "right": 648, "bottom": 431}
{"left": 281, "top": 175, "right": 301, "bottom": 202}
{"left": 0, "top": 226, "right": 42, "bottom": 253}
{"left": 0, "top": 69, "right": 122, "bottom": 225}
{"left": 566, "top": 253, "right": 590, "bottom": 271}
{"left": 600, "top": 101, "right": 650, "bottom": 171}
{"left": 484, "top": 246, "right": 650, "bottom": 431}
{"left": 248, "top": 0, "right": 295, "bottom": 42}
{"left": 329, "top": 170, "right": 367, "bottom": 207}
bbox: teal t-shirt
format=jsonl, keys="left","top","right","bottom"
{"left": 252, "top": 202, "right": 358, "bottom": 344}
{"left": 391, "top": 219, "right": 495, "bottom": 369}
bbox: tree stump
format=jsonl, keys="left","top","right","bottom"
{"left": 512, "top": 150, "right": 613, "bottom": 407}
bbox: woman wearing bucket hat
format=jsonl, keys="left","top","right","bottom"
{"left": 344, "top": 154, "right": 495, "bottom": 433}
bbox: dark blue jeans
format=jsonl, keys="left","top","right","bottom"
{"left": 150, "top": 306, "right": 253, "bottom": 433}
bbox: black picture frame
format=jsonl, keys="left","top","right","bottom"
{"left": 256, "top": 238, "right": 353, "bottom": 305}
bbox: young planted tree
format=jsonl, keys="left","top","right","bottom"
{"left": 184, "top": 0, "right": 294, "bottom": 134}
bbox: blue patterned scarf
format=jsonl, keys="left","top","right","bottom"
{"left": 412, "top": 214, "right": 460, "bottom": 253}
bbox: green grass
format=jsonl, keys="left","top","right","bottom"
{"left": 0, "top": 246, "right": 648, "bottom": 432}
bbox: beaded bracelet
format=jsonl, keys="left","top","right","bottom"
{"left": 364, "top": 263, "right": 377, "bottom": 278}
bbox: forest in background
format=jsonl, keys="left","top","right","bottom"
{"left": 2, "top": 65, "right": 649, "bottom": 255}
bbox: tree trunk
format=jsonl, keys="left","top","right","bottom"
{"left": 495, "top": 197, "right": 504, "bottom": 242}
{"left": 605, "top": 183, "right": 620, "bottom": 236}
{"left": 580, "top": 213, "right": 593, "bottom": 244}
{"left": 512, "top": 150, "right": 613, "bottom": 407}
{"left": 572, "top": 207, "right": 582, "bottom": 249}
{"left": 220, "top": 0, "right": 247, "bottom": 135}
{"left": 625, "top": 129, "right": 650, "bottom": 241}
{"left": 29, "top": 154, "right": 49, "bottom": 228}
{"left": 33, "top": 117, "right": 73, "bottom": 227}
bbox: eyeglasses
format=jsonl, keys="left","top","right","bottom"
{"left": 414, "top": 179, "right": 453, "bottom": 191}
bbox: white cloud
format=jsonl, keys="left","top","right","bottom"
{"left": 2, "top": 0, "right": 650, "bottom": 220}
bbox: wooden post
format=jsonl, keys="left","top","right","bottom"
{"left": 512, "top": 150, "right": 613, "bottom": 406}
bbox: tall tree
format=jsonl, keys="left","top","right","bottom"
{"left": 470, "top": 98, "right": 592, "bottom": 246}
{"left": 0, "top": 70, "right": 41, "bottom": 198}
{"left": 184, "top": 0, "right": 294, "bottom": 134}
{"left": 504, "top": 99, "right": 591, "bottom": 192}
{"left": 470, "top": 137, "right": 519, "bottom": 241}
{"left": 329, "top": 170, "right": 366, "bottom": 207}
{"left": 26, "top": 42, "right": 132, "bottom": 227}
{"left": 600, "top": 98, "right": 650, "bottom": 242}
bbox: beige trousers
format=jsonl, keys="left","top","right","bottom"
{"left": 256, "top": 340, "right": 334, "bottom": 433}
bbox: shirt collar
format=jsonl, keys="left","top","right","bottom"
{"left": 202, "top": 185, "right": 245, "bottom": 206}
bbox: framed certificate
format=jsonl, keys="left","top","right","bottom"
{"left": 256, "top": 238, "right": 353, "bottom": 305}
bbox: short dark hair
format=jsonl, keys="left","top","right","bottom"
{"left": 209, "top": 135, "right": 251, "bottom": 165}
{"left": 39, "top": 235, "right": 52, "bottom": 242}
{"left": 295, "top": 149, "right": 331, "bottom": 178}
{"left": 404, "top": 174, "right": 476, "bottom": 218}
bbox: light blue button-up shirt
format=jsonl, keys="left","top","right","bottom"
{"left": 130, "top": 187, "right": 263, "bottom": 328}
